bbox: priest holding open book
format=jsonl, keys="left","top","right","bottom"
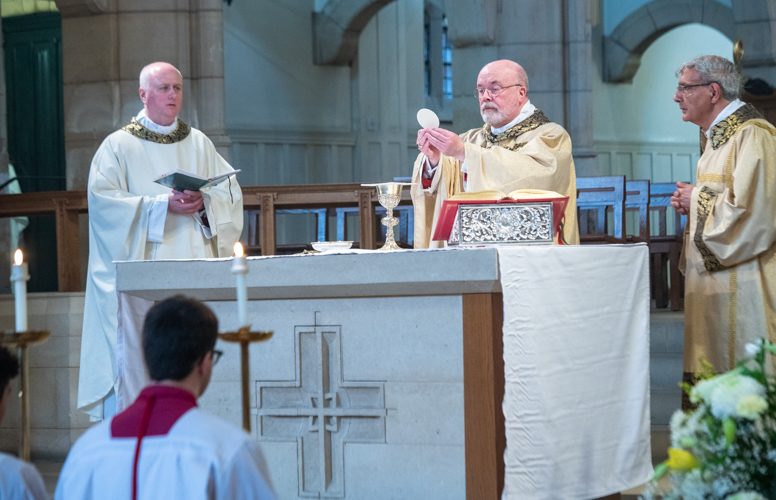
{"left": 78, "top": 61, "right": 244, "bottom": 422}
{"left": 411, "top": 59, "right": 579, "bottom": 247}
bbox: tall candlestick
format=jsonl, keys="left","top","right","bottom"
{"left": 231, "top": 242, "right": 249, "bottom": 327}
{"left": 10, "top": 249, "right": 28, "bottom": 332}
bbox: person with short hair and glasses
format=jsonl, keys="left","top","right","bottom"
{"left": 670, "top": 55, "right": 776, "bottom": 381}
{"left": 56, "top": 295, "right": 275, "bottom": 500}
{"left": 410, "top": 59, "right": 579, "bottom": 247}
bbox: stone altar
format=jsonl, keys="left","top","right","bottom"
{"left": 115, "top": 245, "right": 651, "bottom": 499}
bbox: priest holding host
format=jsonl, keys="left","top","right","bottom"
{"left": 78, "top": 62, "right": 244, "bottom": 421}
{"left": 670, "top": 55, "right": 776, "bottom": 378}
{"left": 411, "top": 59, "right": 579, "bottom": 247}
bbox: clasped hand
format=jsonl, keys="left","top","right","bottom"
{"left": 416, "top": 127, "right": 465, "bottom": 165}
{"left": 671, "top": 181, "right": 694, "bottom": 216}
{"left": 168, "top": 189, "right": 204, "bottom": 214}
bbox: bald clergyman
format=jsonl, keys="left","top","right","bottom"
{"left": 411, "top": 59, "right": 579, "bottom": 247}
{"left": 78, "top": 62, "right": 244, "bottom": 421}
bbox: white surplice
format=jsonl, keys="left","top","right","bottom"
{"left": 0, "top": 452, "right": 49, "bottom": 500}
{"left": 77, "top": 120, "right": 244, "bottom": 420}
{"left": 54, "top": 409, "right": 274, "bottom": 500}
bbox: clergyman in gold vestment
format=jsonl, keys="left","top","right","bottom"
{"left": 410, "top": 59, "right": 579, "bottom": 248}
{"left": 671, "top": 55, "right": 776, "bottom": 375}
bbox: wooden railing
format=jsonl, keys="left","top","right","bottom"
{"left": 0, "top": 184, "right": 413, "bottom": 292}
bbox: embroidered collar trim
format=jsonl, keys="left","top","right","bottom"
{"left": 122, "top": 117, "right": 191, "bottom": 144}
{"left": 483, "top": 109, "right": 551, "bottom": 149}
{"left": 709, "top": 104, "right": 763, "bottom": 150}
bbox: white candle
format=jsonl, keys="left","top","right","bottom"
{"left": 10, "top": 249, "right": 28, "bottom": 332}
{"left": 231, "top": 242, "right": 249, "bottom": 327}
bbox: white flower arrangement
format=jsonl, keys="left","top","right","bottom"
{"left": 646, "top": 339, "right": 776, "bottom": 499}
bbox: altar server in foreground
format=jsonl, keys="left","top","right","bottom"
{"left": 56, "top": 295, "right": 275, "bottom": 500}
{"left": 411, "top": 59, "right": 579, "bottom": 247}
{"left": 671, "top": 55, "right": 776, "bottom": 377}
{"left": 78, "top": 61, "right": 244, "bottom": 421}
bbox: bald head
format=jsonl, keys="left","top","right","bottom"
{"left": 138, "top": 62, "right": 184, "bottom": 126}
{"left": 139, "top": 62, "right": 182, "bottom": 90}
{"left": 479, "top": 60, "right": 529, "bottom": 92}
{"left": 476, "top": 59, "right": 530, "bottom": 128}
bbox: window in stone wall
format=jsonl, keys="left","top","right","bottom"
{"left": 423, "top": 4, "right": 453, "bottom": 120}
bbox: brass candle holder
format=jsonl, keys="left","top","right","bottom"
{"left": 0, "top": 329, "right": 50, "bottom": 461}
{"left": 218, "top": 327, "right": 273, "bottom": 432}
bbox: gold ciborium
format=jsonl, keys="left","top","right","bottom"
{"left": 363, "top": 182, "right": 408, "bottom": 251}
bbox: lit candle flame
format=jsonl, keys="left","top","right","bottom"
{"left": 14, "top": 249, "right": 23, "bottom": 266}
{"left": 233, "top": 242, "right": 244, "bottom": 258}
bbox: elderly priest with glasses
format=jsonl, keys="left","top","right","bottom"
{"left": 411, "top": 59, "right": 579, "bottom": 247}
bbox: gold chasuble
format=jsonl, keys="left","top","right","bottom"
{"left": 410, "top": 110, "right": 579, "bottom": 248}
{"left": 683, "top": 104, "right": 776, "bottom": 374}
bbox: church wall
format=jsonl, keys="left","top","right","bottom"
{"left": 601, "top": 0, "right": 732, "bottom": 35}
{"left": 0, "top": 293, "right": 89, "bottom": 460}
{"left": 592, "top": 23, "right": 732, "bottom": 183}
{"left": 224, "top": 0, "right": 352, "bottom": 187}
{"left": 223, "top": 0, "right": 424, "bottom": 188}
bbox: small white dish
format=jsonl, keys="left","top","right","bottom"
{"left": 311, "top": 240, "right": 353, "bottom": 252}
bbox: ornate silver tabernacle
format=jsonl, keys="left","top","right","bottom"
{"left": 448, "top": 202, "right": 555, "bottom": 245}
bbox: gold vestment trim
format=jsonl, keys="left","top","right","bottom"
{"left": 694, "top": 186, "right": 724, "bottom": 272}
{"left": 709, "top": 104, "right": 763, "bottom": 149}
{"left": 483, "top": 110, "right": 551, "bottom": 151}
{"left": 121, "top": 118, "right": 191, "bottom": 144}
{"left": 724, "top": 146, "right": 735, "bottom": 192}
{"left": 696, "top": 173, "right": 726, "bottom": 184}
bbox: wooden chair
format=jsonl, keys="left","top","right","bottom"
{"left": 648, "top": 183, "right": 686, "bottom": 310}
{"left": 245, "top": 208, "right": 328, "bottom": 255}
{"left": 576, "top": 176, "right": 626, "bottom": 243}
{"left": 625, "top": 179, "right": 650, "bottom": 242}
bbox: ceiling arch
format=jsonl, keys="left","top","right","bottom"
{"left": 313, "top": 0, "right": 394, "bottom": 65}
{"left": 603, "top": 0, "right": 735, "bottom": 82}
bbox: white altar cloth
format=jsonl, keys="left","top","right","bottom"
{"left": 114, "top": 245, "right": 651, "bottom": 499}
{"left": 498, "top": 245, "right": 652, "bottom": 499}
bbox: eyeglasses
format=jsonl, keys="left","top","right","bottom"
{"left": 211, "top": 349, "right": 223, "bottom": 366}
{"left": 675, "top": 82, "right": 715, "bottom": 94}
{"left": 474, "top": 83, "right": 522, "bottom": 99}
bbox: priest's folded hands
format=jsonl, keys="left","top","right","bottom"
{"left": 168, "top": 189, "right": 205, "bottom": 214}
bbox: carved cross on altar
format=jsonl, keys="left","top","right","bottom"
{"left": 256, "top": 324, "right": 386, "bottom": 498}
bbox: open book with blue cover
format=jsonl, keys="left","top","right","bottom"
{"left": 154, "top": 169, "right": 241, "bottom": 191}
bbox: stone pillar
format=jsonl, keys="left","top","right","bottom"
{"left": 444, "top": 0, "right": 596, "bottom": 173}
{"left": 55, "top": 0, "right": 230, "bottom": 190}
{"left": 564, "top": 0, "right": 597, "bottom": 175}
